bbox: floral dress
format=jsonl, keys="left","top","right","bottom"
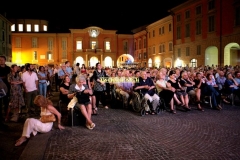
{"left": 8, "top": 72, "right": 25, "bottom": 109}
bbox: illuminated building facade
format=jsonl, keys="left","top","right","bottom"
{"left": 146, "top": 15, "right": 174, "bottom": 68}
{"left": 0, "top": 14, "right": 12, "bottom": 64}
{"left": 169, "top": 0, "right": 240, "bottom": 67}
{"left": 10, "top": 19, "right": 134, "bottom": 67}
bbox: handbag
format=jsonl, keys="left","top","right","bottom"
{"left": 40, "top": 109, "right": 56, "bottom": 123}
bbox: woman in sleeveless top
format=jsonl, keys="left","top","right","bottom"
{"left": 15, "top": 95, "right": 64, "bottom": 146}
{"left": 80, "top": 64, "right": 87, "bottom": 74}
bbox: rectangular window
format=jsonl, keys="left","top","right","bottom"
{"left": 47, "top": 52, "right": 52, "bottom": 60}
{"left": 91, "top": 41, "right": 97, "bottom": 49}
{"left": 62, "top": 39, "right": 67, "bottom": 50}
{"left": 169, "top": 42, "right": 173, "bottom": 51}
{"left": 185, "top": 23, "right": 190, "bottom": 37}
{"left": 76, "top": 40, "right": 82, "bottom": 50}
{"left": 177, "top": 14, "right": 181, "bottom": 22}
{"left": 32, "top": 37, "right": 38, "bottom": 48}
{"left": 9, "top": 35, "right": 11, "bottom": 44}
{"left": 208, "top": 15, "right": 215, "bottom": 32}
{"left": 2, "top": 30, "right": 5, "bottom": 42}
{"left": 208, "top": 0, "right": 215, "bottom": 10}
{"left": 16, "top": 37, "right": 21, "bottom": 48}
{"left": 186, "top": 47, "right": 190, "bottom": 56}
{"left": 185, "top": 10, "right": 190, "bottom": 19}
{"left": 62, "top": 51, "right": 67, "bottom": 59}
{"left": 139, "top": 53, "right": 141, "bottom": 59}
{"left": 11, "top": 24, "right": 15, "bottom": 31}
{"left": 43, "top": 25, "right": 47, "bottom": 31}
{"left": 159, "top": 45, "right": 162, "bottom": 53}
{"left": 143, "top": 38, "right": 146, "bottom": 48}
{"left": 196, "top": 20, "right": 202, "bottom": 35}
{"left": 106, "top": 41, "right": 110, "bottom": 50}
{"left": 197, "top": 45, "right": 201, "bottom": 55}
{"left": 18, "top": 24, "right": 23, "bottom": 32}
{"left": 138, "top": 40, "right": 141, "bottom": 49}
{"left": 196, "top": 5, "right": 202, "bottom": 15}
{"left": 153, "top": 30, "right": 155, "bottom": 37}
{"left": 26, "top": 24, "right": 31, "bottom": 32}
{"left": 169, "top": 23, "right": 172, "bottom": 32}
{"left": 177, "top": 26, "right": 181, "bottom": 39}
{"left": 178, "top": 48, "right": 181, "bottom": 57}
{"left": 144, "top": 52, "right": 147, "bottom": 59}
{"left": 236, "top": 6, "right": 240, "bottom": 26}
{"left": 48, "top": 38, "right": 53, "bottom": 50}
{"left": 33, "top": 51, "right": 37, "bottom": 60}
{"left": 34, "top": 24, "right": 39, "bottom": 32}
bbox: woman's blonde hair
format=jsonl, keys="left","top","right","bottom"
{"left": 34, "top": 95, "right": 53, "bottom": 108}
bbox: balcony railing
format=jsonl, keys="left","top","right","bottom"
{"left": 85, "top": 49, "right": 103, "bottom": 52}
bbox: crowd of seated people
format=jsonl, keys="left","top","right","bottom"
{"left": 2, "top": 61, "right": 240, "bottom": 132}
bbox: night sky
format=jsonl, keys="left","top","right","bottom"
{"left": 1, "top": 0, "right": 187, "bottom": 33}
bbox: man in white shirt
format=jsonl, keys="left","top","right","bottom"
{"left": 22, "top": 63, "right": 39, "bottom": 116}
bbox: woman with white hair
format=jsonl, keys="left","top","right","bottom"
{"left": 68, "top": 75, "right": 95, "bottom": 129}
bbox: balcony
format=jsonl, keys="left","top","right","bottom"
{"left": 85, "top": 49, "right": 103, "bottom": 52}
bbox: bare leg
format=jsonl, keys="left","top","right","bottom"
{"left": 184, "top": 95, "right": 189, "bottom": 108}
{"left": 79, "top": 105, "right": 92, "bottom": 125}
{"left": 86, "top": 104, "right": 92, "bottom": 120}
{"left": 170, "top": 98, "right": 176, "bottom": 114}
{"left": 179, "top": 95, "right": 185, "bottom": 106}
{"left": 173, "top": 94, "right": 181, "bottom": 104}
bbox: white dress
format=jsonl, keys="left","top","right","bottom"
{"left": 22, "top": 107, "right": 53, "bottom": 138}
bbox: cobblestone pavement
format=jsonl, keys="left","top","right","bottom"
{"left": 43, "top": 104, "right": 240, "bottom": 160}
{"left": 1, "top": 91, "right": 240, "bottom": 160}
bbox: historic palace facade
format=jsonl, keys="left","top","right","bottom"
{"left": 10, "top": 19, "right": 134, "bottom": 67}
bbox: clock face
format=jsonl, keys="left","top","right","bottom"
{"left": 91, "top": 30, "right": 97, "bottom": 37}
{"left": 89, "top": 29, "right": 100, "bottom": 37}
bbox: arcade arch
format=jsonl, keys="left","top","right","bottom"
{"left": 205, "top": 46, "right": 218, "bottom": 66}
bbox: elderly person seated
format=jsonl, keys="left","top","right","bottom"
{"left": 68, "top": 76, "right": 95, "bottom": 130}
{"left": 118, "top": 70, "right": 134, "bottom": 107}
{"left": 155, "top": 71, "right": 176, "bottom": 114}
{"left": 134, "top": 71, "right": 160, "bottom": 114}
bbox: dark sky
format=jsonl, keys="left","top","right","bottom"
{"left": 1, "top": 0, "right": 187, "bottom": 33}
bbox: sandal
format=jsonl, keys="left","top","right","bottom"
{"left": 170, "top": 110, "right": 176, "bottom": 114}
{"left": 86, "top": 123, "right": 96, "bottom": 130}
{"left": 92, "top": 108, "right": 98, "bottom": 115}
{"left": 15, "top": 137, "right": 27, "bottom": 146}
{"left": 197, "top": 107, "right": 204, "bottom": 112}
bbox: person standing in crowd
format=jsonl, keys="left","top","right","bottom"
{"left": 5, "top": 64, "right": 25, "bottom": 122}
{"left": 0, "top": 56, "right": 11, "bottom": 118}
{"left": 81, "top": 64, "right": 87, "bottom": 74}
{"left": 0, "top": 77, "right": 8, "bottom": 130}
{"left": 58, "top": 63, "right": 70, "bottom": 86}
{"left": 54, "top": 64, "right": 60, "bottom": 91}
{"left": 22, "top": 63, "right": 39, "bottom": 116}
{"left": 65, "top": 61, "right": 73, "bottom": 81}
{"left": 92, "top": 62, "right": 109, "bottom": 109}
{"left": 73, "top": 62, "right": 80, "bottom": 79}
{"left": 37, "top": 66, "right": 48, "bottom": 98}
